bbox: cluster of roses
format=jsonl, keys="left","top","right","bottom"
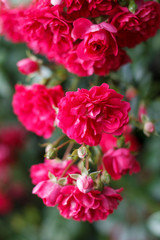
{"left": 0, "top": 125, "right": 26, "bottom": 215}
{"left": 1, "top": 0, "right": 158, "bottom": 223}
{"left": 12, "top": 82, "right": 141, "bottom": 222}
{"left": 1, "top": 0, "right": 160, "bottom": 76}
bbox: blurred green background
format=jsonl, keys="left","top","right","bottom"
{"left": 0, "top": 23, "right": 160, "bottom": 240}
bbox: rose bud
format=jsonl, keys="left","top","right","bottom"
{"left": 17, "top": 58, "right": 39, "bottom": 75}
{"left": 125, "top": 86, "right": 137, "bottom": 100}
{"left": 77, "top": 146, "right": 87, "bottom": 159}
{"left": 138, "top": 102, "right": 147, "bottom": 122}
{"left": 77, "top": 175, "right": 94, "bottom": 193}
{"left": 51, "top": 0, "right": 62, "bottom": 5}
{"left": 144, "top": 121, "right": 155, "bottom": 136}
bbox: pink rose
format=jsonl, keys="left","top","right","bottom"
{"left": 21, "top": 5, "right": 73, "bottom": 62}
{"left": 0, "top": 6, "right": 26, "bottom": 43}
{"left": 110, "top": 6, "right": 141, "bottom": 48}
{"left": 31, "top": 159, "right": 80, "bottom": 206}
{"left": 64, "top": 46, "right": 94, "bottom": 77}
{"left": 110, "top": 1, "right": 160, "bottom": 48}
{"left": 17, "top": 58, "right": 39, "bottom": 75}
{"left": 63, "top": 0, "right": 89, "bottom": 18}
{"left": 63, "top": 0, "right": 117, "bottom": 19}
{"left": 76, "top": 175, "right": 94, "bottom": 193}
{"left": 32, "top": 180, "right": 62, "bottom": 206}
{"left": 136, "top": 1, "right": 160, "bottom": 42}
{"left": 12, "top": 84, "right": 64, "bottom": 138}
{"left": 94, "top": 49, "right": 131, "bottom": 76}
{"left": 103, "top": 148, "right": 140, "bottom": 180}
{"left": 72, "top": 18, "right": 118, "bottom": 61}
{"left": 57, "top": 185, "right": 123, "bottom": 222}
{"left": 100, "top": 125, "right": 141, "bottom": 153}
{"left": 57, "top": 83, "right": 130, "bottom": 146}
{"left": 88, "top": 0, "right": 118, "bottom": 17}
{"left": 30, "top": 159, "right": 80, "bottom": 185}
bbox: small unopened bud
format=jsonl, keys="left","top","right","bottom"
{"left": 77, "top": 175, "right": 94, "bottom": 193}
{"left": 71, "top": 149, "right": 78, "bottom": 161}
{"left": 128, "top": 0, "right": 137, "bottom": 13}
{"left": 144, "top": 122, "right": 155, "bottom": 136}
{"left": 51, "top": 0, "right": 62, "bottom": 5}
{"left": 78, "top": 146, "right": 87, "bottom": 158}
{"left": 17, "top": 58, "right": 39, "bottom": 75}
{"left": 138, "top": 102, "right": 147, "bottom": 122}
{"left": 101, "top": 171, "right": 110, "bottom": 184}
{"left": 126, "top": 86, "right": 137, "bottom": 100}
{"left": 46, "top": 148, "right": 58, "bottom": 159}
{"left": 45, "top": 144, "right": 53, "bottom": 153}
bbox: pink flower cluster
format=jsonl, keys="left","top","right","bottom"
{"left": 1, "top": 0, "right": 160, "bottom": 76}
{"left": 30, "top": 158, "right": 123, "bottom": 222}
{"left": 12, "top": 84, "right": 64, "bottom": 138}
{"left": 12, "top": 83, "right": 130, "bottom": 143}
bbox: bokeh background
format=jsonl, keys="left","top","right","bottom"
{"left": 0, "top": 6, "right": 160, "bottom": 240}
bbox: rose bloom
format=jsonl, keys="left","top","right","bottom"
{"left": 72, "top": 18, "right": 118, "bottom": 61}
{"left": 110, "top": 6, "right": 141, "bottom": 48}
{"left": 64, "top": 47, "right": 131, "bottom": 77}
{"left": 30, "top": 159, "right": 80, "bottom": 185}
{"left": 57, "top": 83, "right": 130, "bottom": 146}
{"left": 12, "top": 84, "right": 64, "bottom": 138}
{"left": 94, "top": 49, "right": 131, "bottom": 76}
{"left": 103, "top": 148, "right": 140, "bottom": 180}
{"left": 21, "top": 5, "right": 73, "bottom": 64}
{"left": 57, "top": 185, "right": 123, "bottom": 222}
{"left": 100, "top": 125, "right": 141, "bottom": 153}
{"left": 136, "top": 1, "right": 160, "bottom": 42}
{"left": 88, "top": 0, "right": 118, "bottom": 18}
{"left": 31, "top": 159, "right": 80, "bottom": 206}
{"left": 61, "top": 0, "right": 117, "bottom": 19}
{"left": 64, "top": 46, "right": 94, "bottom": 77}
{"left": 110, "top": 1, "right": 160, "bottom": 48}
{"left": 32, "top": 180, "right": 62, "bottom": 207}
{"left": 17, "top": 58, "right": 39, "bottom": 75}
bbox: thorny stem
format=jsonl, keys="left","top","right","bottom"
{"left": 85, "top": 156, "right": 89, "bottom": 170}
{"left": 61, "top": 159, "right": 76, "bottom": 177}
{"left": 39, "top": 134, "right": 66, "bottom": 148}
{"left": 62, "top": 141, "right": 75, "bottom": 161}
{"left": 97, "top": 151, "right": 103, "bottom": 171}
{"left": 52, "top": 135, "right": 66, "bottom": 147}
{"left": 57, "top": 140, "right": 73, "bottom": 150}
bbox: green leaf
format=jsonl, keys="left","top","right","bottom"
{"left": 48, "top": 172, "right": 57, "bottom": 183}
{"left": 58, "top": 177, "right": 68, "bottom": 186}
{"left": 90, "top": 171, "right": 101, "bottom": 180}
{"left": 69, "top": 174, "right": 81, "bottom": 180}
